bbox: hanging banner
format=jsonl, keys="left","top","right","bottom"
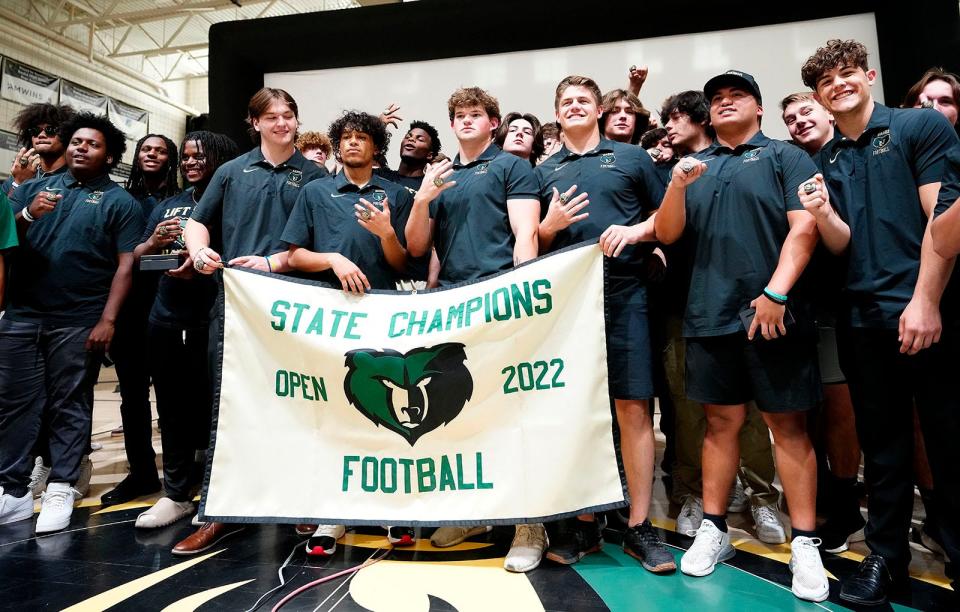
{"left": 201, "top": 244, "right": 625, "bottom": 525}
{"left": 1, "top": 58, "right": 59, "bottom": 105}
{"left": 107, "top": 98, "right": 149, "bottom": 140}
{"left": 60, "top": 81, "right": 108, "bottom": 115}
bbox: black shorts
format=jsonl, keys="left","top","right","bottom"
{"left": 685, "top": 331, "right": 821, "bottom": 412}
{"left": 606, "top": 277, "right": 654, "bottom": 400}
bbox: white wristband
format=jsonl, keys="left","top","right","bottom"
{"left": 20, "top": 206, "right": 35, "bottom": 223}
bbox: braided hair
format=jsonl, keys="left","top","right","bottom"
{"left": 126, "top": 133, "right": 180, "bottom": 200}
{"left": 179, "top": 130, "right": 240, "bottom": 185}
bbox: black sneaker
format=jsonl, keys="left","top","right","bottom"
{"left": 819, "top": 511, "right": 866, "bottom": 554}
{"left": 839, "top": 554, "right": 906, "bottom": 606}
{"left": 545, "top": 518, "right": 602, "bottom": 565}
{"left": 623, "top": 520, "right": 677, "bottom": 573}
{"left": 387, "top": 526, "right": 416, "bottom": 546}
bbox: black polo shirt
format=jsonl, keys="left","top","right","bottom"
{"left": 817, "top": 104, "right": 959, "bottom": 329}
{"left": 935, "top": 145, "right": 960, "bottom": 219}
{"left": 680, "top": 131, "right": 818, "bottom": 337}
{"left": 535, "top": 137, "right": 665, "bottom": 279}
{"left": 7, "top": 171, "right": 145, "bottom": 326}
{"left": 429, "top": 143, "right": 539, "bottom": 286}
{"left": 141, "top": 189, "right": 217, "bottom": 331}
{"left": 191, "top": 147, "right": 327, "bottom": 260}
{"left": 282, "top": 173, "right": 414, "bottom": 290}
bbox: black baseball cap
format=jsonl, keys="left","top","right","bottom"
{"left": 704, "top": 70, "right": 763, "bottom": 105}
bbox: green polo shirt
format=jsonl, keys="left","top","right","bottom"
{"left": 935, "top": 145, "right": 960, "bottom": 219}
{"left": 681, "top": 131, "right": 818, "bottom": 337}
{"left": 7, "top": 171, "right": 145, "bottom": 326}
{"left": 534, "top": 137, "right": 666, "bottom": 278}
{"left": 282, "top": 173, "right": 414, "bottom": 290}
{"left": 191, "top": 147, "right": 327, "bottom": 260}
{"left": 817, "top": 104, "right": 959, "bottom": 328}
{"left": 0, "top": 191, "right": 16, "bottom": 251}
{"left": 429, "top": 143, "right": 539, "bottom": 286}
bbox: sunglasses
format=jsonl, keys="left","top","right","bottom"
{"left": 27, "top": 125, "right": 59, "bottom": 138}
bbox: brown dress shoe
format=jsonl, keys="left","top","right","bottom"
{"left": 295, "top": 523, "right": 318, "bottom": 536}
{"left": 171, "top": 522, "right": 245, "bottom": 556}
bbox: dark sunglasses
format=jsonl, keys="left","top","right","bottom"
{"left": 27, "top": 125, "right": 59, "bottom": 138}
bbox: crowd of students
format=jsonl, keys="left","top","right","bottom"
{"left": 0, "top": 37, "right": 958, "bottom": 607}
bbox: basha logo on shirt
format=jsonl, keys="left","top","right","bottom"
{"left": 742, "top": 149, "right": 762, "bottom": 163}
{"left": 286, "top": 169, "right": 303, "bottom": 187}
{"left": 473, "top": 162, "right": 489, "bottom": 176}
{"left": 872, "top": 131, "right": 891, "bottom": 155}
{"left": 84, "top": 190, "right": 104, "bottom": 204}
{"left": 600, "top": 153, "right": 616, "bottom": 168}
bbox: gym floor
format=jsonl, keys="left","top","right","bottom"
{"left": 0, "top": 367, "right": 955, "bottom": 611}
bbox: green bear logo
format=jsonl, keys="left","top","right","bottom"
{"left": 343, "top": 343, "right": 473, "bottom": 445}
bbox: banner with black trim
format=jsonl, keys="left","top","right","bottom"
{"left": 201, "top": 243, "right": 626, "bottom": 525}
{"left": 1, "top": 58, "right": 59, "bottom": 105}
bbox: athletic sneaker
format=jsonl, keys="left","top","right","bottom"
{"left": 387, "top": 526, "right": 416, "bottom": 546}
{"left": 305, "top": 524, "right": 345, "bottom": 557}
{"left": 623, "top": 520, "right": 677, "bottom": 573}
{"left": 545, "top": 518, "right": 602, "bottom": 565}
{"left": 36, "top": 482, "right": 78, "bottom": 533}
{"left": 430, "top": 525, "right": 492, "bottom": 547}
{"left": 680, "top": 519, "right": 735, "bottom": 576}
{"left": 74, "top": 455, "right": 94, "bottom": 499}
{"left": 751, "top": 503, "right": 787, "bottom": 544}
{"left": 820, "top": 511, "right": 866, "bottom": 554}
{"left": 727, "top": 480, "right": 749, "bottom": 513}
{"left": 504, "top": 523, "right": 548, "bottom": 573}
{"left": 0, "top": 487, "right": 33, "bottom": 525}
{"left": 676, "top": 496, "right": 703, "bottom": 537}
{"left": 789, "top": 536, "right": 830, "bottom": 602}
{"left": 29, "top": 457, "right": 51, "bottom": 499}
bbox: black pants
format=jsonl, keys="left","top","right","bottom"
{"left": 0, "top": 319, "right": 98, "bottom": 496}
{"left": 112, "top": 297, "right": 157, "bottom": 480}
{"left": 839, "top": 324, "right": 960, "bottom": 572}
{"left": 148, "top": 324, "right": 212, "bottom": 502}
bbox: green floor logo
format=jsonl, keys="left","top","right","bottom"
{"left": 343, "top": 343, "right": 473, "bottom": 445}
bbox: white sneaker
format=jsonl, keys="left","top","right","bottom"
{"left": 430, "top": 525, "right": 492, "bottom": 547}
{"left": 789, "top": 536, "right": 829, "bottom": 602}
{"left": 74, "top": 455, "right": 94, "bottom": 498}
{"left": 727, "top": 480, "right": 749, "bottom": 513}
{"left": 681, "top": 520, "right": 735, "bottom": 576}
{"left": 504, "top": 523, "right": 548, "bottom": 573}
{"left": 0, "top": 487, "right": 34, "bottom": 525}
{"left": 677, "top": 496, "right": 704, "bottom": 536}
{"left": 751, "top": 503, "right": 787, "bottom": 544}
{"left": 306, "top": 524, "right": 346, "bottom": 556}
{"left": 135, "top": 497, "right": 195, "bottom": 529}
{"left": 29, "top": 457, "right": 51, "bottom": 499}
{"left": 36, "top": 482, "right": 78, "bottom": 533}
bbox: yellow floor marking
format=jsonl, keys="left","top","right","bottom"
{"left": 90, "top": 499, "right": 157, "bottom": 514}
{"left": 160, "top": 579, "right": 254, "bottom": 611}
{"left": 350, "top": 558, "right": 543, "bottom": 612}
{"left": 60, "top": 550, "right": 224, "bottom": 611}
{"left": 342, "top": 532, "right": 492, "bottom": 552}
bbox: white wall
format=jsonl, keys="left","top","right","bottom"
{"left": 267, "top": 13, "right": 882, "bottom": 167}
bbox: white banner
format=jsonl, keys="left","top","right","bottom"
{"left": 1, "top": 58, "right": 59, "bottom": 105}
{"left": 107, "top": 98, "right": 148, "bottom": 140}
{"left": 202, "top": 244, "right": 626, "bottom": 525}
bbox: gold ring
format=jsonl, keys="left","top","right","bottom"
{"left": 559, "top": 194, "right": 569, "bottom": 204}
{"left": 360, "top": 210, "right": 372, "bottom": 221}
{"left": 433, "top": 177, "right": 444, "bottom": 188}
{"left": 19, "top": 157, "right": 29, "bottom": 167}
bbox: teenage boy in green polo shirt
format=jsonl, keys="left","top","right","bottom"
{"left": 535, "top": 75, "right": 675, "bottom": 575}
{"left": 655, "top": 70, "right": 828, "bottom": 602}
{"left": 800, "top": 39, "right": 960, "bottom": 606}
{"left": 404, "top": 86, "right": 541, "bottom": 570}
{"left": 0, "top": 113, "right": 144, "bottom": 533}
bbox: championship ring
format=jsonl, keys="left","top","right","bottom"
{"left": 680, "top": 159, "right": 696, "bottom": 174}
{"left": 360, "top": 209, "right": 372, "bottom": 221}
{"left": 433, "top": 177, "right": 444, "bottom": 188}
{"left": 803, "top": 182, "right": 817, "bottom": 195}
